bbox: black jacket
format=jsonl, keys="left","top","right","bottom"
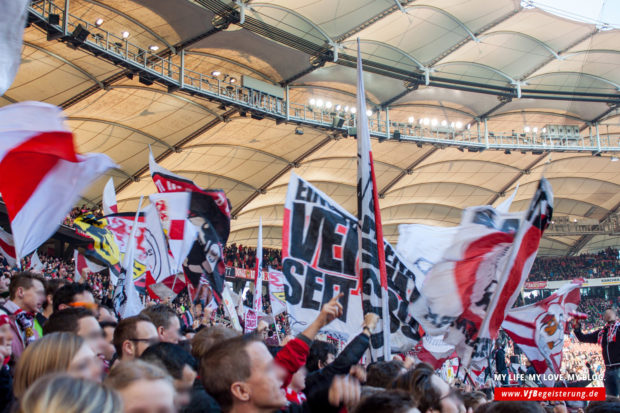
{"left": 575, "top": 322, "right": 620, "bottom": 369}
{"left": 494, "top": 348, "right": 507, "bottom": 373}
{"left": 303, "top": 332, "right": 369, "bottom": 412}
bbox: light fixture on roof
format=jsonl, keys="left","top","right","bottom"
{"left": 149, "top": 45, "right": 159, "bottom": 51}
{"left": 611, "top": 156, "right": 619, "bottom": 162}
{"left": 533, "top": 127, "right": 538, "bottom": 133}
{"left": 423, "top": 118, "right": 430, "bottom": 126}
{"left": 366, "top": 109, "right": 373, "bottom": 117}
{"left": 441, "top": 120, "right": 448, "bottom": 127}
{"left": 524, "top": 126, "right": 531, "bottom": 133}
{"left": 456, "top": 121, "right": 463, "bottom": 129}
{"left": 431, "top": 118, "right": 438, "bottom": 126}
{"left": 335, "top": 104, "right": 342, "bottom": 111}
{"left": 309, "top": 98, "right": 316, "bottom": 106}
{"left": 325, "top": 101, "right": 333, "bottom": 109}
{"left": 408, "top": 116, "right": 414, "bottom": 124}
{"left": 542, "top": 127, "right": 547, "bottom": 133}
{"left": 344, "top": 106, "right": 349, "bottom": 112}
{"left": 316, "top": 99, "right": 324, "bottom": 107}
{"left": 121, "top": 31, "right": 130, "bottom": 39}
{"left": 230, "top": 77, "right": 237, "bottom": 83}
{"left": 95, "top": 18, "right": 104, "bottom": 27}
{"left": 211, "top": 70, "right": 221, "bottom": 76}
{"left": 351, "top": 107, "right": 357, "bottom": 114}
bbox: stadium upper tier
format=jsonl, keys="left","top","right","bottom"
{"left": 3, "top": 0, "right": 620, "bottom": 256}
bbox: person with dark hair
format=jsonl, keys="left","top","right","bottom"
{"left": 411, "top": 362, "right": 466, "bottom": 413}
{"left": 306, "top": 341, "right": 338, "bottom": 373}
{"left": 52, "top": 283, "right": 95, "bottom": 313}
{"left": 42, "top": 307, "right": 109, "bottom": 362}
{"left": 574, "top": 308, "right": 620, "bottom": 396}
{"left": 99, "top": 321, "right": 117, "bottom": 363}
{"left": 585, "top": 399, "right": 620, "bottom": 413}
{"left": 98, "top": 305, "right": 118, "bottom": 324}
{"left": 463, "top": 391, "right": 488, "bottom": 412}
{"left": 140, "top": 304, "right": 181, "bottom": 344}
{"left": 140, "top": 342, "right": 198, "bottom": 409}
{"left": 366, "top": 360, "right": 405, "bottom": 389}
{"left": 113, "top": 314, "right": 158, "bottom": 362}
{"left": 303, "top": 313, "right": 378, "bottom": 409}
{"left": 352, "top": 389, "right": 415, "bottom": 413}
{"left": 0, "top": 272, "right": 46, "bottom": 360}
{"left": 35, "top": 278, "right": 68, "bottom": 332}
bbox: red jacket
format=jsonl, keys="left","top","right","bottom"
{"left": 274, "top": 334, "right": 311, "bottom": 388}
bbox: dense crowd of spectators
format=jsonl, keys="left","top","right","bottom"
{"left": 529, "top": 248, "right": 619, "bottom": 282}
{"left": 62, "top": 205, "right": 103, "bottom": 226}
{"left": 223, "top": 243, "right": 282, "bottom": 270}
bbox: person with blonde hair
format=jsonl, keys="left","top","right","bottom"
{"left": 13, "top": 332, "right": 103, "bottom": 399}
{"left": 105, "top": 359, "right": 175, "bottom": 413}
{"left": 18, "top": 373, "right": 122, "bottom": 413}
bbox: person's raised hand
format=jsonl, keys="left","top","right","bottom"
{"left": 328, "top": 375, "right": 361, "bottom": 409}
{"left": 349, "top": 365, "right": 367, "bottom": 384}
{"left": 319, "top": 293, "right": 344, "bottom": 326}
{"left": 363, "top": 313, "right": 379, "bottom": 331}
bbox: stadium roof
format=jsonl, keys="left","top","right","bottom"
{"left": 4, "top": 0, "right": 620, "bottom": 256}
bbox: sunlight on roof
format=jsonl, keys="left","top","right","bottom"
{"left": 523, "top": 0, "right": 620, "bottom": 29}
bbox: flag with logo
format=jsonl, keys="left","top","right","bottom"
{"left": 0, "top": 102, "right": 117, "bottom": 259}
{"left": 502, "top": 282, "right": 580, "bottom": 386}
{"left": 415, "top": 179, "right": 553, "bottom": 367}
{"left": 73, "top": 214, "right": 123, "bottom": 283}
{"left": 113, "top": 206, "right": 144, "bottom": 318}
{"left": 149, "top": 150, "right": 230, "bottom": 302}
{"left": 355, "top": 39, "right": 391, "bottom": 361}
{"left": 0, "top": 227, "right": 16, "bottom": 266}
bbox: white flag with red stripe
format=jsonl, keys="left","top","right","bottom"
{"left": 356, "top": 39, "right": 391, "bottom": 361}
{"left": 416, "top": 178, "right": 553, "bottom": 367}
{"left": 28, "top": 251, "right": 44, "bottom": 272}
{"left": 102, "top": 178, "right": 118, "bottom": 215}
{"left": 502, "top": 282, "right": 581, "bottom": 386}
{"left": 149, "top": 191, "right": 197, "bottom": 274}
{"left": 73, "top": 249, "right": 105, "bottom": 282}
{"left": 0, "top": 227, "right": 16, "bottom": 266}
{"left": 0, "top": 0, "right": 28, "bottom": 95}
{"left": 0, "top": 102, "right": 117, "bottom": 259}
{"left": 253, "top": 218, "right": 263, "bottom": 313}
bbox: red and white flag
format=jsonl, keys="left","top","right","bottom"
{"left": 0, "top": 227, "right": 16, "bottom": 266}
{"left": 415, "top": 179, "right": 553, "bottom": 367}
{"left": 149, "top": 191, "right": 197, "bottom": 274}
{"left": 28, "top": 251, "right": 44, "bottom": 272}
{"left": 0, "top": 102, "right": 117, "bottom": 259}
{"left": 73, "top": 249, "right": 105, "bottom": 282}
{"left": 0, "top": 0, "right": 28, "bottom": 95}
{"left": 102, "top": 178, "right": 118, "bottom": 215}
{"left": 356, "top": 39, "right": 391, "bottom": 361}
{"left": 502, "top": 282, "right": 581, "bottom": 386}
{"left": 253, "top": 218, "right": 263, "bottom": 313}
{"left": 268, "top": 268, "right": 287, "bottom": 316}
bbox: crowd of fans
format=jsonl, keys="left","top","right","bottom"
{"left": 4, "top": 270, "right": 619, "bottom": 413}
{"left": 62, "top": 205, "right": 103, "bottom": 227}
{"left": 528, "top": 248, "right": 619, "bottom": 282}
{"left": 0, "top": 240, "right": 618, "bottom": 412}
{"left": 224, "top": 244, "right": 282, "bottom": 271}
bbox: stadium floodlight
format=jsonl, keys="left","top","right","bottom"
{"left": 366, "top": 109, "right": 373, "bottom": 117}
{"left": 533, "top": 127, "right": 538, "bottom": 133}
{"left": 335, "top": 104, "right": 342, "bottom": 111}
{"left": 524, "top": 126, "right": 531, "bottom": 133}
{"left": 309, "top": 98, "right": 316, "bottom": 106}
{"left": 149, "top": 45, "right": 159, "bottom": 51}
{"left": 408, "top": 117, "right": 414, "bottom": 124}
{"left": 211, "top": 71, "right": 221, "bottom": 76}
{"left": 325, "top": 101, "right": 332, "bottom": 109}
{"left": 456, "top": 121, "right": 463, "bottom": 129}
{"left": 122, "top": 31, "right": 130, "bottom": 38}
{"left": 441, "top": 120, "right": 447, "bottom": 127}
{"left": 351, "top": 107, "right": 357, "bottom": 114}
{"left": 95, "top": 18, "right": 104, "bottom": 27}
{"left": 431, "top": 118, "right": 438, "bottom": 126}
{"left": 316, "top": 99, "right": 324, "bottom": 107}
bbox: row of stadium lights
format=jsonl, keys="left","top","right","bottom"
{"left": 93, "top": 18, "right": 160, "bottom": 51}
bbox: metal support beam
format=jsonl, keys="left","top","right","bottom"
{"left": 487, "top": 154, "right": 550, "bottom": 206}
{"left": 568, "top": 199, "right": 620, "bottom": 255}
{"left": 379, "top": 147, "right": 438, "bottom": 197}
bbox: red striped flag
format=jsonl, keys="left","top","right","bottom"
{"left": 0, "top": 102, "right": 117, "bottom": 259}
{"left": 502, "top": 282, "right": 581, "bottom": 386}
{"left": 0, "top": 227, "right": 15, "bottom": 266}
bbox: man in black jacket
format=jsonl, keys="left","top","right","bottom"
{"left": 493, "top": 341, "right": 508, "bottom": 386}
{"left": 574, "top": 308, "right": 620, "bottom": 396}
